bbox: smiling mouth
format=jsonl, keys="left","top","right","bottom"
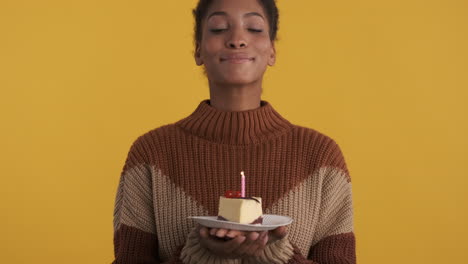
{"left": 220, "top": 58, "right": 255, "bottom": 64}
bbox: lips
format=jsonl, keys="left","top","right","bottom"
{"left": 220, "top": 53, "right": 254, "bottom": 63}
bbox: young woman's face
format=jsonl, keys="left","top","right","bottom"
{"left": 195, "top": 0, "right": 276, "bottom": 85}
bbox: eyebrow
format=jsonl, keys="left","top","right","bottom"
{"left": 207, "top": 11, "right": 265, "bottom": 20}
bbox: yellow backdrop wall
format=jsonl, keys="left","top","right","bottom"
{"left": 1, "top": 0, "right": 467, "bottom": 263}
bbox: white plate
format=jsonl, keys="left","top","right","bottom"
{"left": 188, "top": 214, "right": 293, "bottom": 231}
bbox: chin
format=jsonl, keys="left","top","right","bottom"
{"left": 222, "top": 77, "right": 255, "bottom": 85}
{"left": 219, "top": 72, "right": 258, "bottom": 85}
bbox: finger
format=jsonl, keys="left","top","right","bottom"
{"left": 199, "top": 226, "right": 209, "bottom": 238}
{"left": 215, "top": 228, "right": 229, "bottom": 238}
{"left": 225, "top": 235, "right": 247, "bottom": 253}
{"left": 258, "top": 231, "right": 268, "bottom": 245}
{"left": 209, "top": 228, "right": 218, "bottom": 236}
{"left": 270, "top": 226, "right": 288, "bottom": 241}
{"left": 232, "top": 232, "right": 260, "bottom": 256}
{"left": 261, "top": 232, "right": 269, "bottom": 247}
{"left": 247, "top": 232, "right": 269, "bottom": 257}
{"left": 277, "top": 226, "right": 288, "bottom": 237}
{"left": 202, "top": 233, "right": 246, "bottom": 257}
{"left": 226, "top": 229, "right": 246, "bottom": 238}
{"left": 244, "top": 232, "right": 267, "bottom": 256}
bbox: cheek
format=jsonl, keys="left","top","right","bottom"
{"left": 254, "top": 41, "right": 273, "bottom": 63}
{"left": 201, "top": 38, "right": 223, "bottom": 60}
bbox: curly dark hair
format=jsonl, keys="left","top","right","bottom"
{"left": 192, "top": 0, "right": 279, "bottom": 49}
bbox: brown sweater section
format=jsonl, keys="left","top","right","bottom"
{"left": 113, "top": 99, "right": 355, "bottom": 263}
{"left": 307, "top": 232, "right": 356, "bottom": 262}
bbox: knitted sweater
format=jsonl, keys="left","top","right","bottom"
{"left": 112, "top": 99, "right": 356, "bottom": 264}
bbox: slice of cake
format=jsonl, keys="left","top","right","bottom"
{"left": 217, "top": 191, "right": 263, "bottom": 224}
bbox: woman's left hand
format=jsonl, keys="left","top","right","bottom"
{"left": 198, "top": 226, "right": 288, "bottom": 258}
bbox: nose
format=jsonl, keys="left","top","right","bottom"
{"left": 228, "top": 40, "right": 247, "bottom": 48}
{"left": 226, "top": 28, "right": 247, "bottom": 49}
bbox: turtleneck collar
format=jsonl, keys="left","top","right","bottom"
{"left": 175, "top": 99, "right": 294, "bottom": 145}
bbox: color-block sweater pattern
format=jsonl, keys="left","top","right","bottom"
{"left": 112, "top": 99, "right": 356, "bottom": 263}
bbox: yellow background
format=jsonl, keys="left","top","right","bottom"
{"left": 1, "top": 0, "right": 467, "bottom": 263}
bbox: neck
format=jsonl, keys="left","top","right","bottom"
{"left": 208, "top": 80, "right": 262, "bottom": 111}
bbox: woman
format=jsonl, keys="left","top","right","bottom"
{"left": 112, "top": 0, "right": 356, "bottom": 263}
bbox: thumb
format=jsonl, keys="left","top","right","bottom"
{"left": 270, "top": 226, "right": 288, "bottom": 240}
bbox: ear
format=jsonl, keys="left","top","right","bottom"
{"left": 194, "top": 43, "right": 204, "bottom": 66}
{"left": 267, "top": 42, "right": 276, "bottom": 66}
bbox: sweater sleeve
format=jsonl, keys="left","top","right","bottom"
{"left": 284, "top": 169, "right": 356, "bottom": 264}
{"left": 292, "top": 141, "right": 356, "bottom": 264}
{"left": 287, "top": 165, "right": 356, "bottom": 264}
{"left": 112, "top": 139, "right": 184, "bottom": 264}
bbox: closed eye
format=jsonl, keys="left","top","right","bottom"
{"left": 248, "top": 29, "right": 263, "bottom": 33}
{"left": 210, "top": 28, "right": 227, "bottom": 33}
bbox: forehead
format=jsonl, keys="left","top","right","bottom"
{"left": 206, "top": 0, "right": 266, "bottom": 18}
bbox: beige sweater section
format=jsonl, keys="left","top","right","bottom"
{"left": 112, "top": 100, "right": 356, "bottom": 264}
